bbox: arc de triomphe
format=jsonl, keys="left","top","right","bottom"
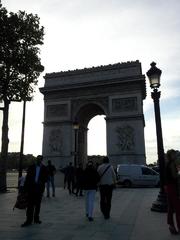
{"left": 40, "top": 60, "right": 146, "bottom": 168}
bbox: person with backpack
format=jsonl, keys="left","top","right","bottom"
{"left": 97, "top": 156, "right": 116, "bottom": 219}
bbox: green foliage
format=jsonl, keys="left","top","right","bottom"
{"left": 6, "top": 152, "right": 36, "bottom": 170}
{"left": 0, "top": 3, "right": 44, "bottom": 101}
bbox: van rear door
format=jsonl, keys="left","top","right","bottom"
{"left": 141, "top": 167, "right": 159, "bottom": 186}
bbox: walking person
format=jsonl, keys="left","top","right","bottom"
{"left": 75, "top": 163, "right": 84, "bottom": 196}
{"left": 46, "top": 160, "right": 56, "bottom": 197}
{"left": 97, "top": 156, "right": 116, "bottom": 219}
{"left": 65, "top": 162, "right": 75, "bottom": 194}
{"left": 82, "top": 161, "right": 99, "bottom": 221}
{"left": 165, "top": 149, "right": 180, "bottom": 234}
{"left": 21, "top": 155, "right": 48, "bottom": 227}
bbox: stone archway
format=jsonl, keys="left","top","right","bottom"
{"left": 40, "top": 61, "right": 146, "bottom": 168}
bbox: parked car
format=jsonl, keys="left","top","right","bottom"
{"left": 116, "top": 164, "right": 159, "bottom": 187}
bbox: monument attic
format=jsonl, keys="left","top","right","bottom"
{"left": 40, "top": 60, "right": 146, "bottom": 168}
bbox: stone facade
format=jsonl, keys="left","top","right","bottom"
{"left": 40, "top": 61, "right": 146, "bottom": 168}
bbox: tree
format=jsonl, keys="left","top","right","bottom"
{"left": 6, "top": 152, "right": 36, "bottom": 170}
{"left": 0, "top": 4, "right": 44, "bottom": 192}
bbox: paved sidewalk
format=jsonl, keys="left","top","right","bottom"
{"left": 0, "top": 188, "right": 178, "bottom": 240}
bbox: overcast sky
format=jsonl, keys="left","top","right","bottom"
{"left": 0, "top": 0, "right": 180, "bottom": 163}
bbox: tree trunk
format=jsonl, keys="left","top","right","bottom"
{"left": 0, "top": 100, "right": 10, "bottom": 192}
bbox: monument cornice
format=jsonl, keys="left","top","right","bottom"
{"left": 106, "top": 114, "right": 145, "bottom": 121}
{"left": 44, "top": 60, "right": 141, "bottom": 78}
{"left": 43, "top": 82, "right": 145, "bottom": 101}
{"left": 40, "top": 75, "right": 146, "bottom": 98}
{"left": 43, "top": 121, "right": 72, "bottom": 126}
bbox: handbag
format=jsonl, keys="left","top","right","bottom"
{"left": 13, "top": 191, "right": 28, "bottom": 210}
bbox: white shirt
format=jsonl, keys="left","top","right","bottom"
{"left": 98, "top": 163, "right": 116, "bottom": 185}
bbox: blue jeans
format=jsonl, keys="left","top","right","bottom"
{"left": 85, "top": 190, "right": 96, "bottom": 218}
{"left": 46, "top": 176, "right": 55, "bottom": 196}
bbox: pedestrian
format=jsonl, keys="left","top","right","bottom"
{"left": 75, "top": 163, "right": 84, "bottom": 196}
{"left": 97, "top": 156, "right": 116, "bottom": 219}
{"left": 21, "top": 155, "right": 48, "bottom": 227}
{"left": 65, "top": 162, "right": 75, "bottom": 194}
{"left": 46, "top": 160, "right": 56, "bottom": 197}
{"left": 165, "top": 149, "right": 180, "bottom": 234}
{"left": 174, "top": 152, "right": 180, "bottom": 199}
{"left": 59, "top": 165, "right": 68, "bottom": 189}
{"left": 82, "top": 161, "right": 99, "bottom": 221}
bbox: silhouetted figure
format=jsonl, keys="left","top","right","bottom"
{"left": 21, "top": 155, "right": 48, "bottom": 227}
{"left": 165, "top": 149, "right": 180, "bottom": 234}
{"left": 65, "top": 162, "right": 75, "bottom": 194}
{"left": 75, "top": 164, "right": 84, "bottom": 196}
{"left": 97, "top": 156, "right": 116, "bottom": 219}
{"left": 46, "top": 160, "right": 56, "bottom": 197}
{"left": 82, "top": 161, "right": 99, "bottom": 221}
{"left": 59, "top": 165, "right": 68, "bottom": 189}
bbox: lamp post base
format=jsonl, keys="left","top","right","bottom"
{"left": 151, "top": 190, "right": 167, "bottom": 212}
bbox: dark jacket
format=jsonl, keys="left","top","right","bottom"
{"left": 47, "top": 164, "right": 56, "bottom": 177}
{"left": 76, "top": 167, "right": 84, "bottom": 182}
{"left": 24, "top": 164, "right": 48, "bottom": 195}
{"left": 82, "top": 166, "right": 99, "bottom": 190}
{"left": 165, "top": 161, "right": 178, "bottom": 185}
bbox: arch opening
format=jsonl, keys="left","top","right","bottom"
{"left": 88, "top": 115, "right": 106, "bottom": 157}
{"left": 74, "top": 103, "right": 106, "bottom": 166}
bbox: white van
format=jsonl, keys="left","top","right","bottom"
{"left": 116, "top": 164, "right": 159, "bottom": 187}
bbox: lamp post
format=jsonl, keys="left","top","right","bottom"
{"left": 73, "top": 121, "right": 79, "bottom": 168}
{"left": 18, "top": 100, "right": 26, "bottom": 180}
{"left": 146, "top": 62, "right": 167, "bottom": 212}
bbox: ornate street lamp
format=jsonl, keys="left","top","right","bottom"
{"left": 73, "top": 121, "right": 79, "bottom": 168}
{"left": 146, "top": 62, "right": 167, "bottom": 212}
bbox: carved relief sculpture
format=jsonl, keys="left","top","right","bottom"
{"left": 46, "top": 104, "right": 68, "bottom": 118}
{"left": 116, "top": 125, "right": 135, "bottom": 152}
{"left": 112, "top": 97, "right": 137, "bottom": 112}
{"left": 49, "top": 129, "right": 62, "bottom": 154}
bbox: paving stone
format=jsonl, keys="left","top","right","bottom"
{"left": 0, "top": 188, "right": 178, "bottom": 240}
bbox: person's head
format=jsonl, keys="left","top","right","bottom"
{"left": 69, "top": 162, "right": 72, "bottom": 166}
{"left": 166, "top": 149, "right": 177, "bottom": 163}
{"left": 87, "top": 161, "right": 93, "bottom": 168}
{"left": 103, "top": 156, "right": 109, "bottom": 164}
{"left": 48, "top": 160, "right": 51, "bottom": 165}
{"left": 36, "top": 155, "right": 43, "bottom": 166}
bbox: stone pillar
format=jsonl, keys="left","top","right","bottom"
{"left": 42, "top": 122, "right": 73, "bottom": 168}
{"left": 77, "top": 126, "right": 88, "bottom": 167}
{"left": 42, "top": 100, "right": 73, "bottom": 168}
{"left": 106, "top": 117, "right": 146, "bottom": 167}
{"left": 107, "top": 94, "right": 146, "bottom": 167}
